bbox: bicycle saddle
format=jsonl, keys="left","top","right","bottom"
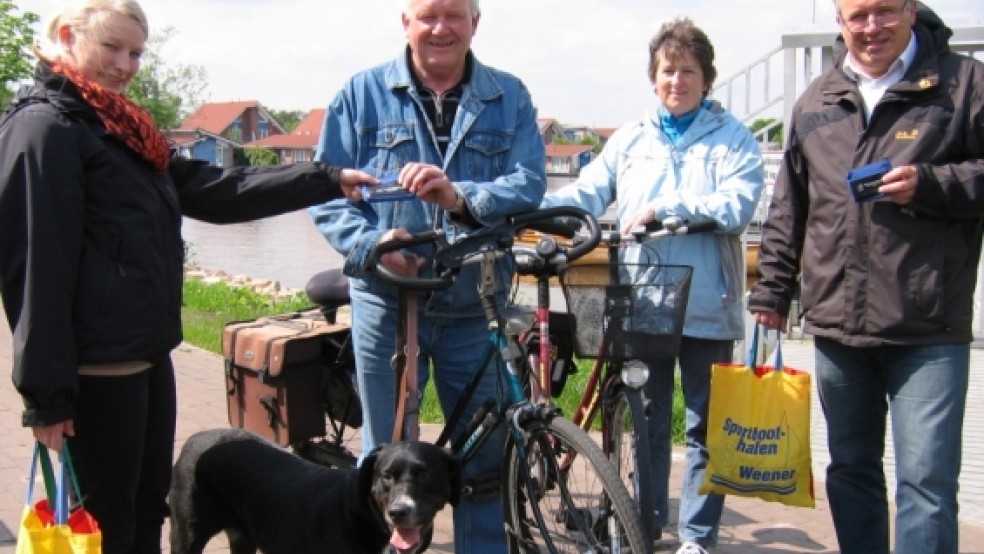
{"left": 304, "top": 269, "right": 350, "bottom": 311}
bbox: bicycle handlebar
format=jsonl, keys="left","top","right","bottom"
{"left": 368, "top": 207, "right": 601, "bottom": 290}
{"left": 368, "top": 230, "right": 455, "bottom": 291}
{"left": 605, "top": 215, "right": 718, "bottom": 245}
{"left": 509, "top": 206, "right": 601, "bottom": 264}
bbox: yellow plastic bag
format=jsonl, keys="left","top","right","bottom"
{"left": 699, "top": 326, "right": 815, "bottom": 507}
{"left": 15, "top": 443, "right": 102, "bottom": 554}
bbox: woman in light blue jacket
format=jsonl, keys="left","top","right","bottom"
{"left": 541, "top": 18, "right": 763, "bottom": 554}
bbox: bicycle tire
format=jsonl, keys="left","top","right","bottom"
{"left": 503, "top": 415, "right": 649, "bottom": 553}
{"left": 610, "top": 388, "right": 657, "bottom": 545}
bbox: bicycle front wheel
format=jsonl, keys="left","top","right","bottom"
{"left": 503, "top": 415, "right": 649, "bottom": 553}
{"left": 610, "top": 388, "right": 657, "bottom": 545}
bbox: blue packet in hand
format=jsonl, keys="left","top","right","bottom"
{"left": 846, "top": 158, "right": 891, "bottom": 202}
{"left": 361, "top": 172, "right": 415, "bottom": 202}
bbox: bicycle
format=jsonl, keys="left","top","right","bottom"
{"left": 367, "top": 206, "right": 650, "bottom": 553}
{"left": 557, "top": 216, "right": 716, "bottom": 547}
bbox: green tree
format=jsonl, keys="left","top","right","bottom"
{"left": 749, "top": 118, "right": 783, "bottom": 146}
{"left": 578, "top": 134, "right": 602, "bottom": 155}
{"left": 243, "top": 146, "right": 279, "bottom": 166}
{"left": 0, "top": 1, "right": 38, "bottom": 107}
{"left": 270, "top": 109, "right": 304, "bottom": 133}
{"left": 125, "top": 26, "right": 207, "bottom": 130}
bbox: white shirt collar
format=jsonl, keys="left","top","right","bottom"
{"left": 844, "top": 31, "right": 918, "bottom": 120}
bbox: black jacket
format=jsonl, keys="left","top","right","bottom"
{"left": 0, "top": 63, "right": 345, "bottom": 426}
{"left": 748, "top": 7, "right": 984, "bottom": 347}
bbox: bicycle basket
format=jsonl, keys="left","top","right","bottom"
{"left": 559, "top": 264, "right": 693, "bottom": 360}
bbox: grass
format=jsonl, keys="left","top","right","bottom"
{"left": 180, "top": 279, "right": 312, "bottom": 353}
{"left": 180, "top": 278, "right": 684, "bottom": 443}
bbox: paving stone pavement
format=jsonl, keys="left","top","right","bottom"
{"left": 1, "top": 311, "right": 983, "bottom": 552}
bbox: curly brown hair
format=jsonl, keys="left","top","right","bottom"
{"left": 647, "top": 17, "right": 717, "bottom": 94}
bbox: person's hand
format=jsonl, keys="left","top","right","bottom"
{"left": 377, "top": 229, "right": 425, "bottom": 276}
{"left": 33, "top": 420, "right": 74, "bottom": 452}
{"left": 620, "top": 206, "right": 656, "bottom": 236}
{"left": 751, "top": 310, "right": 788, "bottom": 332}
{"left": 338, "top": 169, "right": 378, "bottom": 201}
{"left": 878, "top": 164, "right": 918, "bottom": 206}
{"left": 398, "top": 163, "right": 458, "bottom": 210}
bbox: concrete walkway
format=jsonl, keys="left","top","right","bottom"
{"left": 1, "top": 308, "right": 983, "bottom": 552}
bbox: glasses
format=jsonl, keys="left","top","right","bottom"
{"left": 840, "top": 0, "right": 911, "bottom": 33}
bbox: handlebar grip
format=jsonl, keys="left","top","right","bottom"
{"left": 679, "top": 219, "right": 717, "bottom": 233}
{"left": 368, "top": 230, "right": 454, "bottom": 291}
{"left": 641, "top": 217, "right": 718, "bottom": 235}
{"left": 370, "top": 230, "right": 444, "bottom": 257}
{"left": 522, "top": 217, "right": 579, "bottom": 238}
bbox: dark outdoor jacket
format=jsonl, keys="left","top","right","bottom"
{"left": 0, "top": 63, "right": 344, "bottom": 426}
{"left": 748, "top": 7, "right": 984, "bottom": 347}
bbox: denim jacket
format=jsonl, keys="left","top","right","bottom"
{"left": 542, "top": 101, "right": 764, "bottom": 340}
{"left": 310, "top": 50, "right": 546, "bottom": 314}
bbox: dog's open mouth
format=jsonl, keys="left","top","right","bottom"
{"left": 390, "top": 526, "right": 422, "bottom": 553}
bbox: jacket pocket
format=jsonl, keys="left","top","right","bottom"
{"left": 461, "top": 131, "right": 511, "bottom": 182}
{"left": 369, "top": 124, "right": 416, "bottom": 170}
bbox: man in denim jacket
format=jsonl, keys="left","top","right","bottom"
{"left": 309, "top": 0, "right": 545, "bottom": 551}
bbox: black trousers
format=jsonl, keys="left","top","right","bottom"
{"left": 68, "top": 355, "right": 176, "bottom": 554}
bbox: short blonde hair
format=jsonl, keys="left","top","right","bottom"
{"left": 35, "top": 0, "right": 149, "bottom": 59}
{"left": 403, "top": 0, "right": 480, "bottom": 17}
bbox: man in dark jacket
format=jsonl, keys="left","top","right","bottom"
{"left": 748, "top": 1, "right": 984, "bottom": 552}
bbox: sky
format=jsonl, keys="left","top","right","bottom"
{"left": 19, "top": 0, "right": 984, "bottom": 128}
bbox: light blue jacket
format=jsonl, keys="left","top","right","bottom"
{"left": 542, "top": 101, "right": 764, "bottom": 340}
{"left": 310, "top": 50, "right": 546, "bottom": 314}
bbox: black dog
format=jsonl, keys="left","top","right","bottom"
{"left": 169, "top": 428, "right": 460, "bottom": 554}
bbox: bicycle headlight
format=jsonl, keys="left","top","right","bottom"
{"left": 620, "top": 365, "right": 649, "bottom": 389}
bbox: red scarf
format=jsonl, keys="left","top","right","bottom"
{"left": 48, "top": 59, "right": 170, "bottom": 176}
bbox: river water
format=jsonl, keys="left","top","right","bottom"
{"left": 181, "top": 177, "right": 579, "bottom": 290}
{"left": 182, "top": 209, "right": 341, "bottom": 291}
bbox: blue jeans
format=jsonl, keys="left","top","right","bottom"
{"left": 814, "top": 337, "right": 968, "bottom": 554}
{"left": 350, "top": 288, "right": 507, "bottom": 554}
{"left": 645, "top": 337, "right": 731, "bottom": 546}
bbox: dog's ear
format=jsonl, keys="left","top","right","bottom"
{"left": 350, "top": 443, "right": 386, "bottom": 517}
{"left": 444, "top": 448, "right": 464, "bottom": 507}
{"left": 358, "top": 443, "right": 385, "bottom": 497}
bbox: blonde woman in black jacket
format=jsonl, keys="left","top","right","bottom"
{"left": 0, "top": 1, "right": 374, "bottom": 551}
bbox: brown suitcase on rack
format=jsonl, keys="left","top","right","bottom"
{"left": 222, "top": 309, "right": 349, "bottom": 446}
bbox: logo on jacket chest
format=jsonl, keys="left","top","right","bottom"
{"left": 895, "top": 129, "right": 919, "bottom": 141}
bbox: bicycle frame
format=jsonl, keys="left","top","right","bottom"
{"left": 372, "top": 208, "right": 660, "bottom": 552}
{"left": 368, "top": 207, "right": 602, "bottom": 456}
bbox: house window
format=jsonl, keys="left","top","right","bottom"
{"left": 215, "top": 143, "right": 227, "bottom": 167}
{"left": 228, "top": 118, "right": 243, "bottom": 143}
